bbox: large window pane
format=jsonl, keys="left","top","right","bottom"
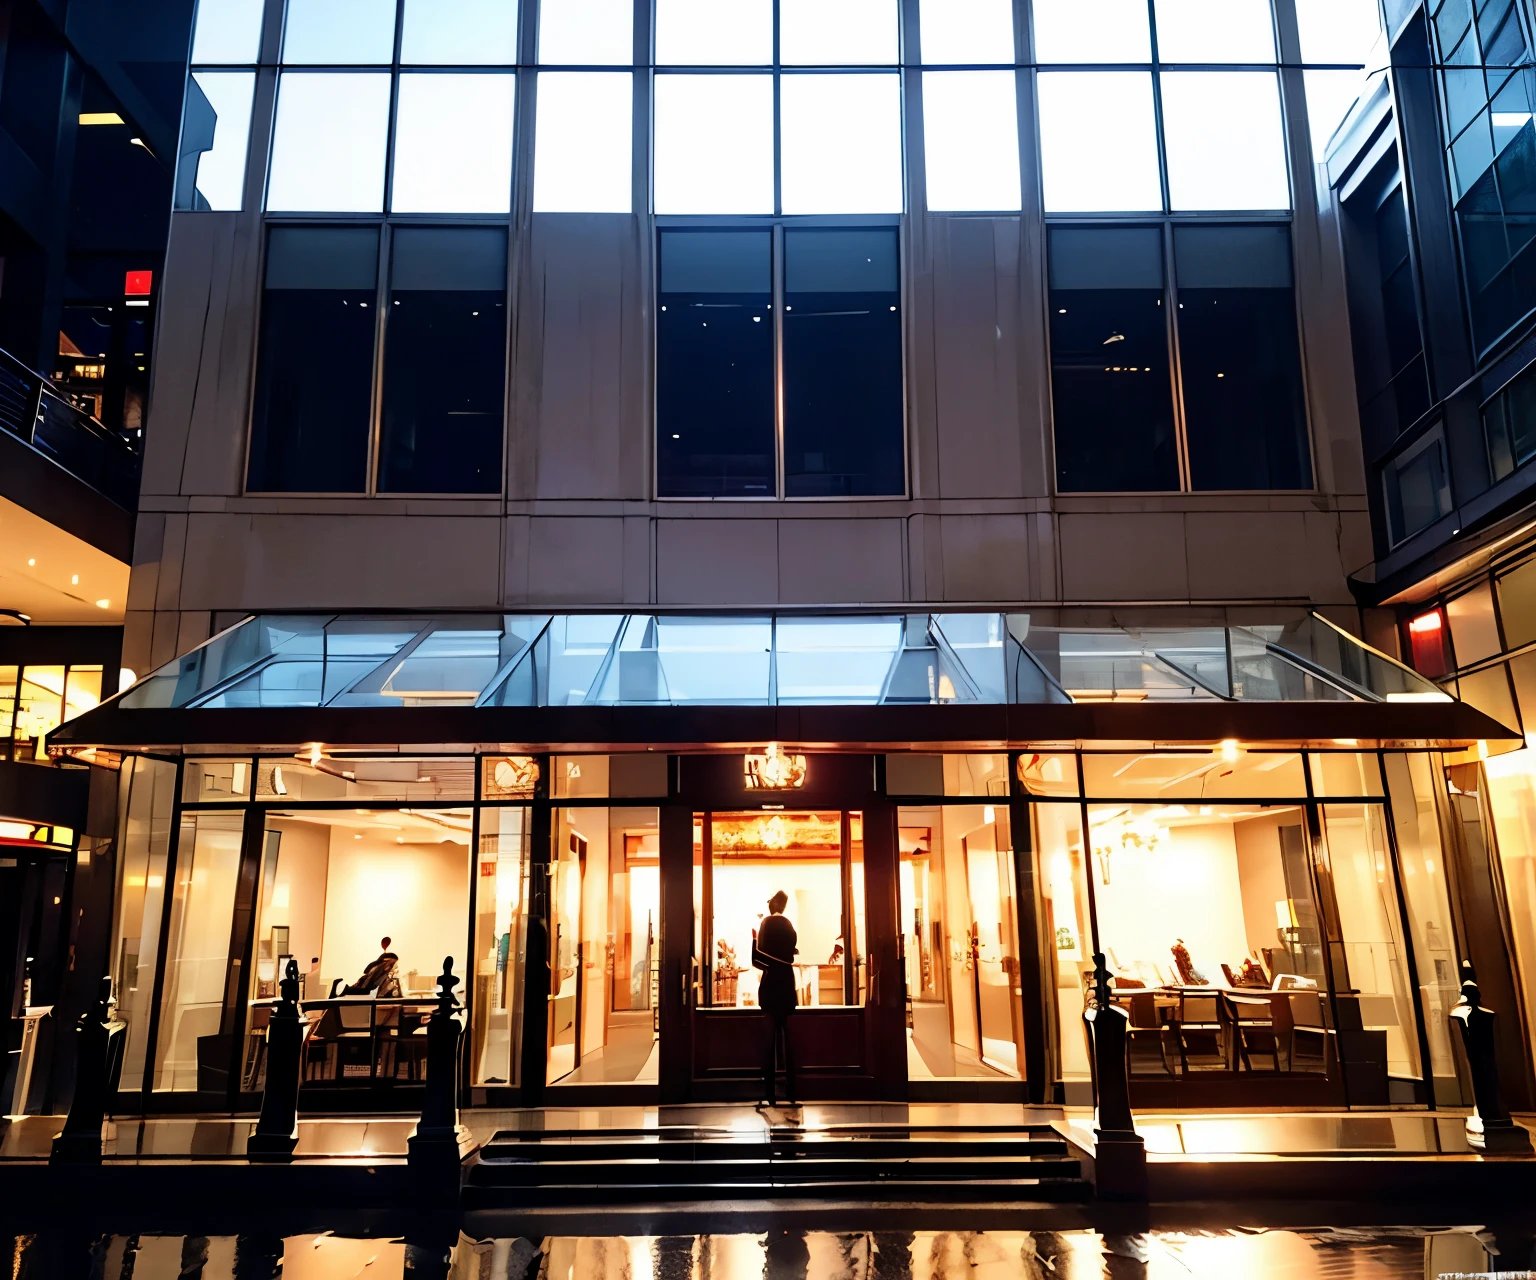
{"left": 1038, "top": 72, "right": 1162, "bottom": 212}
{"left": 919, "top": 0, "right": 1015, "bottom": 64}
{"left": 780, "top": 74, "right": 903, "bottom": 215}
{"left": 538, "top": 0, "right": 633, "bottom": 64}
{"left": 401, "top": 0, "right": 519, "bottom": 64}
{"left": 654, "top": 75, "right": 774, "bottom": 214}
{"left": 180, "top": 72, "right": 254, "bottom": 211}
{"left": 1161, "top": 71, "right": 1290, "bottom": 211}
{"left": 533, "top": 72, "right": 633, "bottom": 213}
{"left": 1322, "top": 804, "right": 1424, "bottom": 1087}
{"left": 781, "top": 0, "right": 899, "bottom": 65}
{"left": 1304, "top": 68, "right": 1371, "bottom": 157}
{"left": 266, "top": 72, "right": 390, "bottom": 212}
{"left": 657, "top": 230, "right": 775, "bottom": 497}
{"left": 473, "top": 806, "right": 531, "bottom": 1087}
{"left": 282, "top": 0, "right": 397, "bottom": 64}
{"left": 1031, "top": 0, "right": 1151, "bottom": 63}
{"left": 1296, "top": 0, "right": 1382, "bottom": 63}
{"left": 655, "top": 0, "right": 772, "bottom": 64}
{"left": 922, "top": 71, "right": 1021, "bottom": 212}
{"left": 192, "top": 0, "right": 264, "bottom": 63}
{"left": 379, "top": 228, "right": 508, "bottom": 494}
{"left": 248, "top": 227, "right": 378, "bottom": 492}
{"left": 154, "top": 811, "right": 245, "bottom": 1092}
{"left": 111, "top": 758, "right": 177, "bottom": 1094}
{"left": 390, "top": 74, "right": 515, "bottom": 214}
{"left": 784, "top": 228, "right": 904, "bottom": 496}
{"left": 1174, "top": 225, "right": 1311, "bottom": 490}
{"left": 1049, "top": 227, "right": 1180, "bottom": 491}
{"left": 900, "top": 805, "right": 1023, "bottom": 1079}
{"left": 1153, "top": 0, "right": 1276, "bottom": 62}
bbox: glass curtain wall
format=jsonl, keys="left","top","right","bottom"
{"left": 1021, "top": 749, "right": 1464, "bottom": 1104}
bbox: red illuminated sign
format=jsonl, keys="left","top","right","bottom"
{"left": 124, "top": 270, "right": 153, "bottom": 296}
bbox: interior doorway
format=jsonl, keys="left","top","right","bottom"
{"left": 546, "top": 806, "right": 661, "bottom": 1085}
{"left": 898, "top": 804, "right": 1027, "bottom": 1082}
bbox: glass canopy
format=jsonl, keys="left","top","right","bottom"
{"left": 118, "top": 611, "right": 1448, "bottom": 711}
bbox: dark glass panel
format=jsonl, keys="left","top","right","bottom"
{"left": 1384, "top": 429, "right": 1450, "bottom": 544}
{"left": 1175, "top": 225, "right": 1311, "bottom": 491}
{"left": 783, "top": 228, "right": 904, "bottom": 497}
{"left": 378, "top": 227, "right": 507, "bottom": 494}
{"left": 657, "top": 230, "right": 775, "bottom": 498}
{"left": 1049, "top": 227, "right": 1179, "bottom": 492}
{"left": 248, "top": 227, "right": 378, "bottom": 493}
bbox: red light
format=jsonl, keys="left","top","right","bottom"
{"left": 1409, "top": 611, "right": 1443, "bottom": 634}
{"left": 124, "top": 270, "right": 153, "bottom": 297}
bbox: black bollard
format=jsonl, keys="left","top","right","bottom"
{"left": 248, "top": 958, "right": 304, "bottom": 1162}
{"left": 407, "top": 957, "right": 473, "bottom": 1190}
{"left": 51, "top": 976, "right": 123, "bottom": 1163}
{"left": 1450, "top": 960, "right": 1533, "bottom": 1154}
{"left": 1082, "top": 952, "right": 1147, "bottom": 1199}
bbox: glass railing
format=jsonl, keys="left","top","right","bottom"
{"left": 117, "top": 611, "right": 1452, "bottom": 712}
{"left": 0, "top": 345, "right": 142, "bottom": 510}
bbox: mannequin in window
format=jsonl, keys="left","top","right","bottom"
{"left": 346, "top": 936, "right": 402, "bottom": 996}
{"left": 753, "top": 891, "right": 798, "bottom": 1108}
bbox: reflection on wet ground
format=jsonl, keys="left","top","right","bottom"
{"left": 2, "top": 1226, "right": 1529, "bottom": 1278}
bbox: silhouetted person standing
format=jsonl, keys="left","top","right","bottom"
{"left": 754, "top": 890, "right": 798, "bottom": 1107}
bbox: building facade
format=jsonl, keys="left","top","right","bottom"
{"left": 32, "top": 0, "right": 1536, "bottom": 1120}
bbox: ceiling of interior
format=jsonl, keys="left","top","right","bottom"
{"left": 0, "top": 495, "right": 129, "bottom": 624}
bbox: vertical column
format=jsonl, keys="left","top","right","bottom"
{"left": 657, "top": 799, "right": 695, "bottom": 1103}
{"left": 1008, "top": 756, "right": 1049, "bottom": 1102}
{"left": 861, "top": 800, "right": 906, "bottom": 1099}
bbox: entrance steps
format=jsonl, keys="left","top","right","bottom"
{"left": 463, "top": 1118, "right": 1091, "bottom": 1209}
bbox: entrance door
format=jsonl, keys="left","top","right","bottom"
{"left": 546, "top": 806, "right": 661, "bottom": 1086}
{"left": 681, "top": 805, "right": 905, "bottom": 1100}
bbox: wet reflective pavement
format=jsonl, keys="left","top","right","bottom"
{"left": 3, "top": 1226, "right": 1532, "bottom": 1278}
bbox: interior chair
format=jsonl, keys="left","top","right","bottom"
{"left": 380, "top": 1008, "right": 429, "bottom": 1081}
{"left": 1123, "top": 992, "right": 1177, "bottom": 1077}
{"left": 332, "top": 997, "right": 379, "bottom": 1081}
{"left": 1225, "top": 993, "right": 1280, "bottom": 1071}
{"left": 241, "top": 1004, "right": 272, "bottom": 1092}
{"left": 1174, "top": 992, "right": 1227, "bottom": 1072}
{"left": 1284, "top": 990, "right": 1329, "bottom": 1073}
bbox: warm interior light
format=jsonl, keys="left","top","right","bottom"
{"left": 1408, "top": 611, "right": 1443, "bottom": 633}
{"left": 1219, "top": 739, "right": 1242, "bottom": 764}
{"left": 119, "top": 668, "right": 137, "bottom": 689}
{"left": 95, "top": 599, "right": 110, "bottom": 609}
{"left": 79, "top": 112, "right": 124, "bottom": 125}
{"left": 745, "top": 743, "right": 807, "bottom": 790}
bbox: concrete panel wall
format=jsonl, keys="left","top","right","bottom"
{"left": 130, "top": 204, "right": 1374, "bottom": 665}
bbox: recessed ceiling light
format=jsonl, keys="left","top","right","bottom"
{"left": 95, "top": 599, "right": 110, "bottom": 609}
{"left": 71, "top": 574, "right": 79, "bottom": 585}
{"left": 27, "top": 558, "right": 35, "bottom": 567}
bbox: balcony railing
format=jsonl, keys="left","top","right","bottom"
{"left": 0, "top": 345, "right": 142, "bottom": 510}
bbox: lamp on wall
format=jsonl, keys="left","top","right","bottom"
{"left": 486, "top": 755, "right": 540, "bottom": 799}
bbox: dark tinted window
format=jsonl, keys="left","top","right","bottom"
{"left": 657, "top": 230, "right": 776, "bottom": 497}
{"left": 1174, "top": 225, "right": 1312, "bottom": 490}
{"left": 248, "top": 227, "right": 378, "bottom": 492}
{"left": 377, "top": 227, "right": 507, "bottom": 494}
{"left": 1049, "top": 227, "right": 1179, "bottom": 492}
{"left": 783, "top": 228, "right": 903, "bottom": 497}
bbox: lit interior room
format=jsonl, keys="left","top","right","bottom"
{"left": 547, "top": 807, "right": 662, "bottom": 1086}
{"left": 239, "top": 806, "right": 472, "bottom": 1088}
{"left": 898, "top": 805, "right": 1024, "bottom": 1080}
{"left": 699, "top": 811, "right": 866, "bottom": 1012}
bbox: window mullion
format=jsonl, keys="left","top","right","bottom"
{"left": 382, "top": 0, "right": 405, "bottom": 215}
{"left": 367, "top": 223, "right": 391, "bottom": 497}
{"left": 774, "top": 222, "right": 787, "bottom": 500}
{"left": 1147, "top": 0, "right": 1172, "bottom": 214}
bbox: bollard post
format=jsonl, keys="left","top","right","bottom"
{"left": 1082, "top": 952, "right": 1147, "bottom": 1199}
{"left": 407, "top": 957, "right": 472, "bottom": 1190}
{"left": 1450, "top": 960, "right": 1533, "bottom": 1154}
{"left": 51, "top": 976, "right": 123, "bottom": 1163}
{"left": 248, "top": 958, "right": 304, "bottom": 1162}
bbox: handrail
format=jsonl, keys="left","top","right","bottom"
{"left": 0, "top": 344, "right": 142, "bottom": 509}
